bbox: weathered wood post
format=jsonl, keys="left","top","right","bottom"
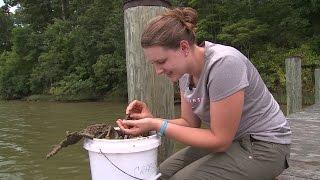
{"left": 123, "top": 0, "right": 174, "bottom": 162}
{"left": 286, "top": 56, "right": 302, "bottom": 115}
{"left": 315, "top": 69, "right": 320, "bottom": 104}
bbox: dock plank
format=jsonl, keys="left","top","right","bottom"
{"left": 279, "top": 103, "right": 320, "bottom": 180}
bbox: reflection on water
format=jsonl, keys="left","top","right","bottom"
{"left": 0, "top": 101, "right": 127, "bottom": 180}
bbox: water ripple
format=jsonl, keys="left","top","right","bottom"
{"left": 0, "top": 101, "right": 126, "bottom": 179}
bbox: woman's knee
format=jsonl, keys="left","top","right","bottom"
{"left": 159, "top": 146, "right": 210, "bottom": 179}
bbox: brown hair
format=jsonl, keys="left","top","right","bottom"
{"left": 141, "top": 7, "right": 197, "bottom": 49}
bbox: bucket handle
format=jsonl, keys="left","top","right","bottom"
{"left": 99, "top": 149, "right": 157, "bottom": 180}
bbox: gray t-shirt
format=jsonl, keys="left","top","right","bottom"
{"left": 179, "top": 41, "right": 291, "bottom": 144}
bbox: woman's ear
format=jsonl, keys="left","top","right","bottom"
{"left": 179, "top": 40, "right": 190, "bottom": 56}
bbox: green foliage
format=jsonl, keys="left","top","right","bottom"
{"left": 17, "top": 0, "right": 59, "bottom": 31}
{"left": 310, "top": 35, "right": 320, "bottom": 55}
{"left": 0, "top": 25, "right": 43, "bottom": 99}
{"left": 49, "top": 73, "right": 95, "bottom": 98}
{"left": 251, "top": 44, "right": 288, "bottom": 92}
{"left": 0, "top": 0, "right": 319, "bottom": 101}
{"left": 0, "top": 9, "right": 13, "bottom": 52}
{"left": 29, "top": 19, "right": 74, "bottom": 94}
{"left": 0, "top": 51, "right": 30, "bottom": 99}
{"left": 12, "top": 26, "right": 43, "bottom": 62}
{"left": 288, "top": 44, "right": 320, "bottom": 66}
{"left": 93, "top": 53, "right": 127, "bottom": 95}
{"left": 218, "top": 19, "right": 269, "bottom": 56}
{"left": 287, "top": 43, "right": 320, "bottom": 93}
{"left": 183, "top": 0, "right": 319, "bottom": 94}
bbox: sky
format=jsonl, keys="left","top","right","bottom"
{"left": 0, "top": 0, "right": 18, "bottom": 13}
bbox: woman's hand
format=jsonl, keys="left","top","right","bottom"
{"left": 116, "top": 118, "right": 161, "bottom": 136}
{"left": 126, "top": 100, "right": 153, "bottom": 119}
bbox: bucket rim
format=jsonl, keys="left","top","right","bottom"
{"left": 88, "top": 133, "right": 158, "bottom": 142}
{"left": 83, "top": 133, "right": 161, "bottom": 153}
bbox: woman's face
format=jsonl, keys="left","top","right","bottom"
{"left": 143, "top": 45, "right": 188, "bottom": 82}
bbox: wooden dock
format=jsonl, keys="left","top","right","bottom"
{"left": 278, "top": 103, "right": 320, "bottom": 180}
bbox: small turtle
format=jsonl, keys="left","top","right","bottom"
{"left": 46, "top": 123, "right": 122, "bottom": 159}
{"left": 46, "top": 122, "right": 150, "bottom": 159}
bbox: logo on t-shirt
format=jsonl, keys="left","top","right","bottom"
{"left": 188, "top": 97, "right": 202, "bottom": 109}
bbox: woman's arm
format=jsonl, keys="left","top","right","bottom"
{"left": 168, "top": 93, "right": 201, "bottom": 128}
{"left": 118, "top": 90, "right": 244, "bottom": 152}
{"left": 162, "top": 90, "right": 244, "bottom": 152}
{"left": 117, "top": 90, "right": 244, "bottom": 152}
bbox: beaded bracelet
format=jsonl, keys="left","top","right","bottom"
{"left": 157, "top": 119, "right": 169, "bottom": 137}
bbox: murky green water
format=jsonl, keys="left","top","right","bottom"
{"left": 0, "top": 101, "right": 128, "bottom": 180}
{"left": 0, "top": 100, "right": 287, "bottom": 180}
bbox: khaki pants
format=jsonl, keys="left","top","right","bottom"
{"left": 159, "top": 135, "right": 290, "bottom": 180}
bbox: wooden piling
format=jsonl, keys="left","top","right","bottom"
{"left": 286, "top": 57, "right": 302, "bottom": 115}
{"left": 123, "top": 0, "right": 174, "bottom": 162}
{"left": 315, "top": 69, "right": 320, "bottom": 104}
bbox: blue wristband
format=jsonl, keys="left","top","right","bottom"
{"left": 157, "top": 119, "right": 169, "bottom": 137}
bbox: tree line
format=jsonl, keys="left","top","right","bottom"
{"left": 0, "top": 0, "right": 319, "bottom": 102}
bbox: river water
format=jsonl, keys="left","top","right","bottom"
{"left": 0, "top": 101, "right": 128, "bottom": 180}
{"left": 0, "top": 100, "right": 286, "bottom": 179}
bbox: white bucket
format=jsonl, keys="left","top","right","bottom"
{"left": 83, "top": 131, "right": 161, "bottom": 180}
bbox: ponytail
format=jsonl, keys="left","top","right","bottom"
{"left": 141, "top": 7, "right": 198, "bottom": 49}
